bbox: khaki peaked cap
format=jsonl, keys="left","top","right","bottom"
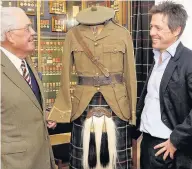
{"left": 76, "top": 6, "right": 115, "bottom": 25}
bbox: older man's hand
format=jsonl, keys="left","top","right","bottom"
{"left": 154, "top": 139, "right": 177, "bottom": 160}
{"left": 47, "top": 120, "right": 57, "bottom": 129}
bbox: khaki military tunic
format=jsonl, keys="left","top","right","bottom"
{"left": 50, "top": 21, "right": 137, "bottom": 124}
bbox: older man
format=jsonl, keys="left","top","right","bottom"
{"left": 1, "top": 7, "right": 56, "bottom": 169}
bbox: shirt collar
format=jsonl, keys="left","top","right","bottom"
{"left": 153, "top": 39, "right": 180, "bottom": 63}
{"left": 0, "top": 46, "right": 23, "bottom": 73}
{"left": 166, "top": 38, "right": 181, "bottom": 57}
{"left": 153, "top": 38, "right": 181, "bottom": 58}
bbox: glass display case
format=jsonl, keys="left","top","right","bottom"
{"left": 1, "top": 0, "right": 131, "bottom": 166}
{"left": 1, "top": 0, "right": 131, "bottom": 109}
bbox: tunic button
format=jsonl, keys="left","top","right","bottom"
{"left": 114, "top": 48, "right": 117, "bottom": 53}
{"left": 94, "top": 42, "right": 98, "bottom": 46}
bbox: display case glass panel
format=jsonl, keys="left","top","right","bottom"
{"left": 1, "top": 1, "right": 129, "bottom": 166}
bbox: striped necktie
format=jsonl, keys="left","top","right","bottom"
{"left": 21, "top": 60, "right": 32, "bottom": 88}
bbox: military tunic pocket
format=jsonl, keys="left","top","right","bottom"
{"left": 72, "top": 44, "right": 91, "bottom": 72}
{"left": 72, "top": 45, "right": 83, "bottom": 70}
{"left": 114, "top": 85, "right": 131, "bottom": 120}
{"left": 103, "top": 44, "right": 125, "bottom": 72}
{"left": 71, "top": 86, "right": 84, "bottom": 118}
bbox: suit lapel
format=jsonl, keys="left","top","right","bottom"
{"left": 160, "top": 59, "right": 177, "bottom": 95}
{"left": 160, "top": 42, "right": 184, "bottom": 100}
{"left": 1, "top": 51, "right": 42, "bottom": 112}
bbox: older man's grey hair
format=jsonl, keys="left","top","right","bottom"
{"left": 1, "top": 7, "right": 25, "bottom": 42}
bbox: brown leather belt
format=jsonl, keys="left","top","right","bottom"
{"left": 78, "top": 74, "right": 123, "bottom": 86}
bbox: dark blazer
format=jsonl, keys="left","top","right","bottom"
{"left": 136, "top": 42, "right": 192, "bottom": 153}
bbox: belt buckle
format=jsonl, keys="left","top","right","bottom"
{"left": 104, "top": 76, "right": 112, "bottom": 85}
{"left": 87, "top": 107, "right": 112, "bottom": 118}
{"left": 93, "top": 76, "right": 100, "bottom": 87}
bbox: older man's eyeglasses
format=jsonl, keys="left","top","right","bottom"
{"left": 8, "top": 24, "right": 33, "bottom": 33}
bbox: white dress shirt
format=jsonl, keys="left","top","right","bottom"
{"left": 140, "top": 39, "right": 180, "bottom": 139}
{"left": 0, "top": 46, "right": 30, "bottom": 76}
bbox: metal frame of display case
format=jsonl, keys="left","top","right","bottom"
{"left": 34, "top": 0, "right": 132, "bottom": 142}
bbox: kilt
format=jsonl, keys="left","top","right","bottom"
{"left": 69, "top": 92, "right": 132, "bottom": 169}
